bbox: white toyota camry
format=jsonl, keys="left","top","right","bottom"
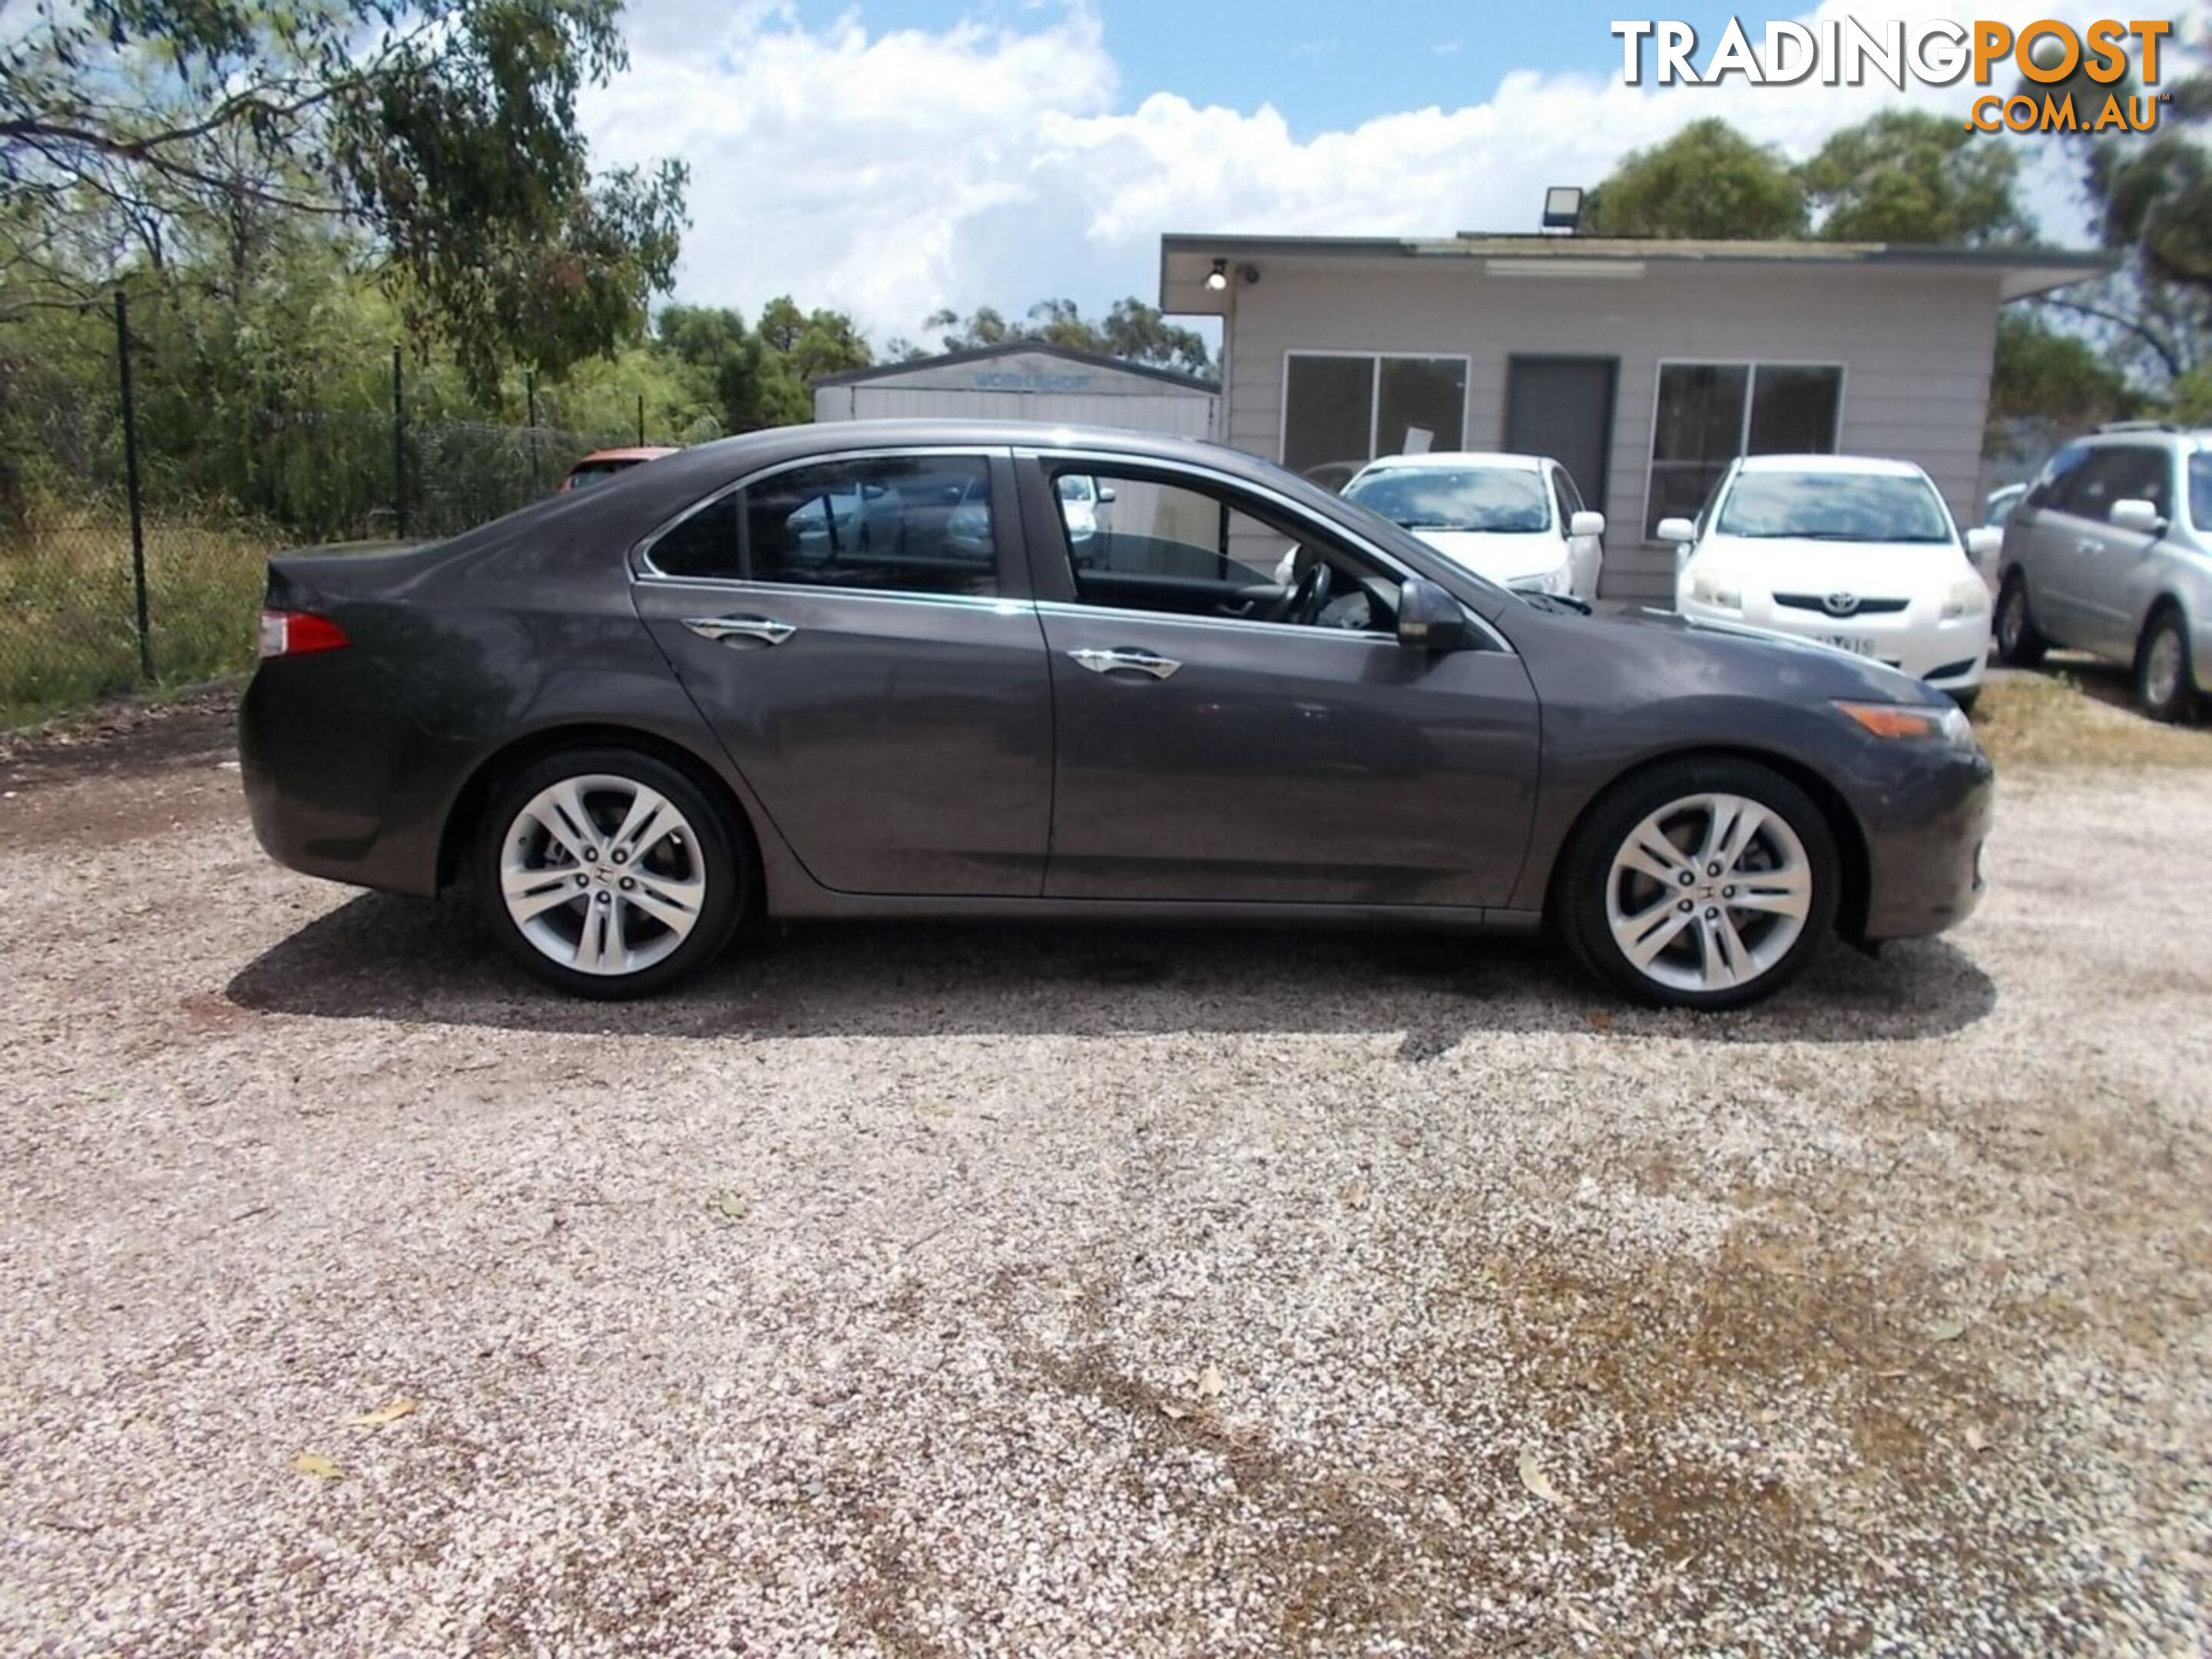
{"left": 1341, "top": 452, "right": 1604, "bottom": 600}
{"left": 1666, "top": 455, "right": 1998, "bottom": 707}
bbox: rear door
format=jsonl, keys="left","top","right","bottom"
{"left": 631, "top": 449, "right": 1054, "bottom": 896}
{"left": 1018, "top": 452, "right": 1542, "bottom": 907}
{"left": 2046, "top": 445, "right": 2163, "bottom": 654}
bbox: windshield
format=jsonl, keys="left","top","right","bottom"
{"left": 2191, "top": 453, "right": 2210, "bottom": 530}
{"left": 1343, "top": 467, "right": 1551, "bottom": 534}
{"left": 1717, "top": 471, "right": 1955, "bottom": 543}
{"left": 565, "top": 462, "right": 631, "bottom": 490}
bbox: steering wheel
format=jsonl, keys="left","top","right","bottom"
{"left": 1283, "top": 559, "right": 1334, "bottom": 626}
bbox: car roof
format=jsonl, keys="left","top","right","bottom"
{"left": 1355, "top": 451, "right": 1549, "bottom": 472}
{"left": 1735, "top": 453, "right": 1931, "bottom": 478}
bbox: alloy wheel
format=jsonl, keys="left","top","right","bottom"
{"left": 498, "top": 773, "right": 707, "bottom": 976}
{"left": 2143, "top": 623, "right": 2184, "bottom": 711}
{"left": 1603, "top": 792, "right": 1813, "bottom": 995}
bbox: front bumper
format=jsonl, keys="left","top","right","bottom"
{"left": 1677, "top": 598, "right": 1989, "bottom": 690}
{"left": 1853, "top": 740, "right": 1995, "bottom": 942}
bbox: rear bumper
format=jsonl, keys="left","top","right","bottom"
{"left": 1855, "top": 743, "right": 1995, "bottom": 941}
{"left": 240, "top": 661, "right": 459, "bottom": 898}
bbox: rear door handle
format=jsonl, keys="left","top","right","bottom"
{"left": 685, "top": 615, "right": 795, "bottom": 646}
{"left": 2076, "top": 538, "right": 2103, "bottom": 557}
{"left": 1069, "top": 647, "right": 1180, "bottom": 680}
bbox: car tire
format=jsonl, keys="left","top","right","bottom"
{"left": 1995, "top": 572, "right": 2047, "bottom": 668}
{"left": 2135, "top": 606, "right": 2198, "bottom": 725}
{"left": 473, "top": 747, "right": 747, "bottom": 998}
{"left": 1556, "top": 757, "right": 1842, "bottom": 1012}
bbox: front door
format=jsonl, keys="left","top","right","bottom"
{"left": 631, "top": 449, "right": 1054, "bottom": 896}
{"left": 1021, "top": 457, "right": 1543, "bottom": 907}
{"left": 1507, "top": 356, "right": 1618, "bottom": 511}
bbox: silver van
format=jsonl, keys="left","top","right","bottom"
{"left": 1995, "top": 423, "right": 2212, "bottom": 721}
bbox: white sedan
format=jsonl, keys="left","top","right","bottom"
{"left": 1665, "top": 455, "right": 1999, "bottom": 707}
{"left": 1341, "top": 452, "right": 1604, "bottom": 600}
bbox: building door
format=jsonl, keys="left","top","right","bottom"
{"left": 1506, "top": 356, "right": 1618, "bottom": 511}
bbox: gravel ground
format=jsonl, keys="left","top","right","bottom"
{"left": 2, "top": 701, "right": 2209, "bottom": 1655}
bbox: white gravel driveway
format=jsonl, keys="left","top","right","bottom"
{"left": 2, "top": 703, "right": 2208, "bottom": 1655}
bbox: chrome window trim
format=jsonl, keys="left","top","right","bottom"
{"left": 629, "top": 445, "right": 1011, "bottom": 596}
{"left": 631, "top": 573, "right": 1022, "bottom": 614}
{"left": 1017, "top": 445, "right": 1515, "bottom": 655}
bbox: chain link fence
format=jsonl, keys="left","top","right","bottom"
{"left": 0, "top": 297, "right": 658, "bottom": 728}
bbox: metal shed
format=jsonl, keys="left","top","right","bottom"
{"left": 813, "top": 343, "right": 1219, "bottom": 439}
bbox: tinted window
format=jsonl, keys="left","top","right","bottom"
{"left": 2058, "top": 446, "right": 2170, "bottom": 522}
{"left": 2025, "top": 443, "right": 2091, "bottom": 512}
{"left": 1345, "top": 466, "right": 1550, "bottom": 533}
{"left": 1283, "top": 354, "right": 1469, "bottom": 480}
{"left": 2190, "top": 453, "right": 2211, "bottom": 530}
{"left": 1553, "top": 466, "right": 1584, "bottom": 522}
{"left": 745, "top": 456, "right": 997, "bottom": 594}
{"left": 650, "top": 492, "right": 741, "bottom": 578}
{"left": 1716, "top": 471, "right": 1954, "bottom": 544}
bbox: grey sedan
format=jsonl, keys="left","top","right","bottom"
{"left": 240, "top": 421, "right": 1992, "bottom": 1010}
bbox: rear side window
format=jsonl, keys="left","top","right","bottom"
{"left": 647, "top": 455, "right": 998, "bottom": 595}
{"left": 2190, "top": 453, "right": 2211, "bottom": 531}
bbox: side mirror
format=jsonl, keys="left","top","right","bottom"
{"left": 1097, "top": 485, "right": 1118, "bottom": 505}
{"left": 1962, "top": 525, "right": 2002, "bottom": 571}
{"left": 1397, "top": 578, "right": 1469, "bottom": 651}
{"left": 2110, "top": 497, "right": 2165, "bottom": 535}
{"left": 1655, "top": 516, "right": 1697, "bottom": 545}
{"left": 1568, "top": 510, "right": 1606, "bottom": 539}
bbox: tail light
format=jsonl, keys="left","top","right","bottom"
{"left": 257, "top": 608, "right": 350, "bottom": 659}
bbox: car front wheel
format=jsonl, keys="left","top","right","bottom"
{"left": 475, "top": 747, "right": 746, "bottom": 998}
{"left": 1558, "top": 760, "right": 1841, "bottom": 1011}
{"left": 2137, "top": 607, "right": 2198, "bottom": 724}
{"left": 1995, "top": 573, "right": 2046, "bottom": 667}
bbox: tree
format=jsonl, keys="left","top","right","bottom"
{"left": 921, "top": 296, "right": 1213, "bottom": 376}
{"left": 1799, "top": 111, "right": 2035, "bottom": 245}
{"left": 1582, "top": 119, "right": 1807, "bottom": 240}
{"left": 0, "top": 0, "right": 688, "bottom": 396}
{"left": 654, "top": 299, "right": 871, "bottom": 433}
{"left": 1988, "top": 312, "right": 2134, "bottom": 430}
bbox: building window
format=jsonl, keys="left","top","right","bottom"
{"left": 1646, "top": 363, "right": 1843, "bottom": 537}
{"left": 1283, "top": 353, "right": 1469, "bottom": 487}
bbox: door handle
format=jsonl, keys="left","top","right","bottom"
{"left": 2075, "top": 539, "right": 2103, "bottom": 557}
{"left": 684, "top": 615, "right": 795, "bottom": 646}
{"left": 1069, "top": 646, "right": 1180, "bottom": 680}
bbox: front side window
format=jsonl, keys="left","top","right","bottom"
{"left": 1045, "top": 463, "right": 1400, "bottom": 634}
{"left": 2189, "top": 452, "right": 2210, "bottom": 530}
{"left": 1283, "top": 354, "right": 1469, "bottom": 481}
{"left": 1647, "top": 363, "right": 1842, "bottom": 537}
{"left": 648, "top": 455, "right": 998, "bottom": 594}
{"left": 1715, "top": 471, "right": 1954, "bottom": 545}
{"left": 2055, "top": 445, "right": 2172, "bottom": 522}
{"left": 1344, "top": 466, "right": 1551, "bottom": 534}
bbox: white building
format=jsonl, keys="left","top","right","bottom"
{"left": 1158, "top": 234, "right": 2111, "bottom": 602}
{"left": 813, "top": 343, "right": 1219, "bottom": 439}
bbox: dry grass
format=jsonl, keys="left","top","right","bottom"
{"left": 1971, "top": 664, "right": 2212, "bottom": 773}
{"left": 0, "top": 511, "right": 276, "bottom": 728}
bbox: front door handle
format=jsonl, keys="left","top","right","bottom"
{"left": 2076, "top": 538, "right": 2104, "bottom": 557}
{"left": 685, "top": 615, "right": 796, "bottom": 646}
{"left": 1069, "top": 646, "right": 1180, "bottom": 680}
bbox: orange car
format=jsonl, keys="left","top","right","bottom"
{"left": 559, "top": 447, "right": 678, "bottom": 492}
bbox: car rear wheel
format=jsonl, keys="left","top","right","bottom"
{"left": 1995, "top": 573, "right": 2047, "bottom": 667}
{"left": 1558, "top": 760, "right": 1841, "bottom": 1011}
{"left": 2136, "top": 607, "right": 2197, "bottom": 724}
{"left": 475, "top": 748, "right": 745, "bottom": 998}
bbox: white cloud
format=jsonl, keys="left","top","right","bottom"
{"left": 581, "top": 0, "right": 2108, "bottom": 346}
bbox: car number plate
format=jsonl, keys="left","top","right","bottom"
{"left": 1820, "top": 634, "right": 1877, "bottom": 657}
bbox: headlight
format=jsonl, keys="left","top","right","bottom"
{"left": 1688, "top": 568, "right": 1742, "bottom": 611}
{"left": 1941, "top": 578, "right": 1989, "bottom": 621}
{"left": 1836, "top": 700, "right": 1978, "bottom": 748}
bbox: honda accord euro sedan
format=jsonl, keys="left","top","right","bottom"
{"left": 241, "top": 421, "right": 1992, "bottom": 1011}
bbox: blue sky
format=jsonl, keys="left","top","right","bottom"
{"left": 582, "top": 0, "right": 2103, "bottom": 344}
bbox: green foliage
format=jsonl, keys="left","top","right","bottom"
{"left": 1, "top": 0, "right": 687, "bottom": 396}
{"left": 925, "top": 296, "right": 1214, "bottom": 377}
{"left": 1990, "top": 313, "right": 2135, "bottom": 435}
{"left": 656, "top": 297, "right": 870, "bottom": 433}
{"left": 1800, "top": 111, "right": 2035, "bottom": 246}
{"left": 1582, "top": 119, "right": 1808, "bottom": 240}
